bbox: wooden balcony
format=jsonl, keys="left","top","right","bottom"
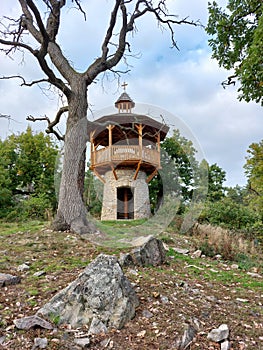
{"left": 91, "top": 145, "right": 160, "bottom": 171}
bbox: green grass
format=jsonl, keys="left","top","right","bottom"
{"left": 0, "top": 220, "right": 45, "bottom": 235}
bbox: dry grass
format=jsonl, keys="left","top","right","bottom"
{"left": 191, "top": 223, "right": 259, "bottom": 261}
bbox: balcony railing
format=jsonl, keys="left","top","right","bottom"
{"left": 91, "top": 145, "right": 160, "bottom": 168}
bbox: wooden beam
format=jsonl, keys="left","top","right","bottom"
{"left": 111, "top": 164, "right": 118, "bottom": 180}
{"left": 93, "top": 169, "right": 105, "bottom": 184}
{"left": 146, "top": 168, "right": 158, "bottom": 183}
{"left": 133, "top": 161, "right": 141, "bottom": 180}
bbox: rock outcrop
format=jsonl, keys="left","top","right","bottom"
{"left": 37, "top": 254, "right": 139, "bottom": 332}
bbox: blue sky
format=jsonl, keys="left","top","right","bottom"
{"left": 0, "top": 0, "right": 262, "bottom": 187}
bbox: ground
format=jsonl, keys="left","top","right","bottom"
{"left": 0, "top": 221, "right": 262, "bottom": 349}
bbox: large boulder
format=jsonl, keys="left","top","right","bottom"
{"left": 37, "top": 254, "right": 139, "bottom": 331}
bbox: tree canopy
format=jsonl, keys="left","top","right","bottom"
{"left": 0, "top": 127, "right": 58, "bottom": 220}
{"left": 206, "top": 0, "right": 263, "bottom": 105}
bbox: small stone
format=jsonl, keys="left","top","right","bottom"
{"left": 236, "top": 298, "right": 249, "bottom": 303}
{"left": 160, "top": 295, "right": 169, "bottom": 304}
{"left": 17, "top": 263, "right": 30, "bottom": 272}
{"left": 32, "top": 337, "right": 48, "bottom": 349}
{"left": 214, "top": 254, "right": 222, "bottom": 260}
{"left": 173, "top": 247, "right": 189, "bottom": 255}
{"left": 33, "top": 271, "right": 46, "bottom": 277}
{"left": 231, "top": 264, "right": 239, "bottom": 269}
{"left": 137, "top": 330, "right": 146, "bottom": 338}
{"left": 14, "top": 315, "right": 53, "bottom": 330}
{"left": 142, "top": 309, "right": 154, "bottom": 319}
{"left": 0, "top": 273, "right": 21, "bottom": 287}
{"left": 207, "top": 324, "right": 229, "bottom": 342}
{"left": 247, "top": 272, "right": 262, "bottom": 278}
{"left": 221, "top": 339, "right": 231, "bottom": 350}
{"left": 178, "top": 324, "right": 197, "bottom": 349}
{"left": 0, "top": 336, "right": 6, "bottom": 345}
{"left": 191, "top": 250, "right": 202, "bottom": 258}
{"left": 74, "top": 337, "right": 90, "bottom": 348}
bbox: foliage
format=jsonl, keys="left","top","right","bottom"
{"left": 207, "top": 0, "right": 263, "bottom": 105}
{"left": 207, "top": 163, "right": 226, "bottom": 201}
{"left": 244, "top": 140, "right": 263, "bottom": 215}
{"left": 148, "top": 129, "right": 199, "bottom": 212}
{"left": 200, "top": 196, "right": 260, "bottom": 230}
{"left": 84, "top": 167, "right": 102, "bottom": 218}
{"left": 0, "top": 128, "right": 58, "bottom": 220}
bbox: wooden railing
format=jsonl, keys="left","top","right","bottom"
{"left": 91, "top": 145, "right": 159, "bottom": 168}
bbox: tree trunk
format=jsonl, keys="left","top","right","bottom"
{"left": 51, "top": 79, "right": 96, "bottom": 234}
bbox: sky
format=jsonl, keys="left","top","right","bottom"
{"left": 0, "top": 0, "right": 262, "bottom": 188}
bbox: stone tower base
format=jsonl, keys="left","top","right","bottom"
{"left": 101, "top": 169, "right": 151, "bottom": 221}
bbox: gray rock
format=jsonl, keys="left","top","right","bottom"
{"left": 17, "top": 263, "right": 30, "bottom": 272}
{"left": 74, "top": 337, "right": 90, "bottom": 348}
{"left": 131, "top": 236, "right": 166, "bottom": 266}
{"left": 191, "top": 250, "right": 202, "bottom": 258}
{"left": 221, "top": 339, "right": 231, "bottom": 350}
{"left": 37, "top": 254, "right": 139, "bottom": 329}
{"left": 14, "top": 315, "right": 53, "bottom": 330}
{"left": 33, "top": 271, "right": 46, "bottom": 277}
{"left": 88, "top": 317, "right": 108, "bottom": 335}
{"left": 207, "top": 324, "right": 229, "bottom": 342}
{"left": 32, "top": 337, "right": 48, "bottom": 349}
{"left": 142, "top": 310, "right": 154, "bottom": 319}
{"left": 118, "top": 253, "right": 134, "bottom": 267}
{"left": 0, "top": 273, "right": 21, "bottom": 287}
{"left": 0, "top": 336, "right": 6, "bottom": 345}
{"left": 177, "top": 324, "right": 197, "bottom": 349}
{"left": 160, "top": 295, "right": 169, "bottom": 304}
{"left": 173, "top": 247, "right": 190, "bottom": 255}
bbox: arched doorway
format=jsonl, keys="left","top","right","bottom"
{"left": 117, "top": 187, "right": 134, "bottom": 219}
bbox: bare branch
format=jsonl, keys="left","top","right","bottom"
{"left": 85, "top": 0, "right": 201, "bottom": 83}
{"left": 222, "top": 74, "right": 237, "bottom": 89}
{"left": 26, "top": 105, "right": 68, "bottom": 141}
{"left": 73, "top": 0, "right": 87, "bottom": 21}
{"left": 0, "top": 74, "right": 49, "bottom": 87}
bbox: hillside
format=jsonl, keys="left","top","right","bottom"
{"left": 0, "top": 221, "right": 262, "bottom": 349}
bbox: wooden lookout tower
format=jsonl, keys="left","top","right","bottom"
{"left": 88, "top": 87, "right": 169, "bottom": 220}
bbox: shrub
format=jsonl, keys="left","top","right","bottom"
{"left": 6, "top": 194, "right": 54, "bottom": 221}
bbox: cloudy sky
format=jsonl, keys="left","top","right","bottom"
{"left": 0, "top": 0, "right": 262, "bottom": 187}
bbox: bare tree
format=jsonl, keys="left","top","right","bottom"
{"left": 0, "top": 0, "right": 199, "bottom": 234}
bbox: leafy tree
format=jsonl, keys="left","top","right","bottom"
{"left": 244, "top": 140, "right": 263, "bottom": 216}
{"left": 0, "top": 1, "right": 199, "bottom": 234}
{"left": 0, "top": 128, "right": 58, "bottom": 219}
{"left": 207, "top": 163, "right": 226, "bottom": 201}
{"left": 149, "top": 129, "right": 199, "bottom": 211}
{"left": 206, "top": 0, "right": 263, "bottom": 105}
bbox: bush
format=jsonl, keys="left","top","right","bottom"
{"left": 6, "top": 194, "right": 54, "bottom": 221}
{"left": 200, "top": 198, "right": 260, "bottom": 230}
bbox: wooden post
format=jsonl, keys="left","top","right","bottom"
{"left": 90, "top": 131, "right": 95, "bottom": 167}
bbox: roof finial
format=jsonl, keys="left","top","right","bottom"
{"left": 121, "top": 81, "right": 128, "bottom": 91}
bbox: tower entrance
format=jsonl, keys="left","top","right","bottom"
{"left": 117, "top": 187, "right": 134, "bottom": 219}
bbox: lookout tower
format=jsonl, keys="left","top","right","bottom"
{"left": 88, "top": 86, "right": 169, "bottom": 220}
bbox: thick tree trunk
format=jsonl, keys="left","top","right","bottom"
{"left": 51, "top": 79, "right": 97, "bottom": 234}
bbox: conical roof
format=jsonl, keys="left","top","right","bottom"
{"left": 115, "top": 92, "right": 135, "bottom": 110}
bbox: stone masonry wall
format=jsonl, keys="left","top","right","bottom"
{"left": 101, "top": 169, "right": 151, "bottom": 220}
